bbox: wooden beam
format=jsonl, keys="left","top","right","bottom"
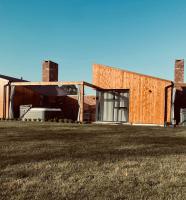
{"left": 3, "top": 85, "right": 7, "bottom": 119}
{"left": 5, "top": 85, "right": 10, "bottom": 119}
{"left": 11, "top": 80, "right": 103, "bottom": 91}
{"left": 83, "top": 81, "right": 103, "bottom": 90}
{"left": 11, "top": 81, "right": 84, "bottom": 86}
{"left": 79, "top": 84, "right": 84, "bottom": 122}
{"left": 174, "top": 83, "right": 186, "bottom": 87}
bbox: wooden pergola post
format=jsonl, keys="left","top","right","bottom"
{"left": 79, "top": 83, "right": 84, "bottom": 123}
{"left": 5, "top": 84, "right": 10, "bottom": 119}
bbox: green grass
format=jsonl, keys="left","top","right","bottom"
{"left": 0, "top": 122, "right": 186, "bottom": 200}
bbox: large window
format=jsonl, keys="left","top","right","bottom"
{"left": 96, "top": 90, "right": 129, "bottom": 122}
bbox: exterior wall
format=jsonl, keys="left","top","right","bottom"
{"left": 0, "top": 80, "right": 4, "bottom": 118}
{"left": 174, "top": 87, "right": 186, "bottom": 124}
{"left": 61, "top": 95, "right": 96, "bottom": 122}
{"left": 13, "top": 86, "right": 42, "bottom": 118}
{"left": 0, "top": 78, "right": 9, "bottom": 118}
{"left": 93, "top": 64, "right": 172, "bottom": 125}
{"left": 83, "top": 95, "right": 96, "bottom": 122}
{"left": 43, "top": 95, "right": 79, "bottom": 120}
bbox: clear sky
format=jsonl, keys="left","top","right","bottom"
{"left": 1, "top": 0, "right": 186, "bottom": 83}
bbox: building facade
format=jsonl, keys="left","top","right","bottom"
{"left": 93, "top": 64, "right": 172, "bottom": 125}
{"left": 0, "top": 59, "right": 186, "bottom": 126}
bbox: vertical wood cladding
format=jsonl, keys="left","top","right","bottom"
{"left": 0, "top": 81, "right": 5, "bottom": 118}
{"left": 42, "top": 61, "right": 58, "bottom": 82}
{"left": 13, "top": 86, "right": 42, "bottom": 118}
{"left": 0, "top": 79, "right": 8, "bottom": 118}
{"left": 93, "top": 64, "right": 172, "bottom": 125}
{"left": 174, "top": 60, "right": 184, "bottom": 83}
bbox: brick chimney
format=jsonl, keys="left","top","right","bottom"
{"left": 42, "top": 60, "right": 58, "bottom": 82}
{"left": 174, "top": 59, "right": 184, "bottom": 83}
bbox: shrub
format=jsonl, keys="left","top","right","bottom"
{"left": 53, "top": 118, "right": 59, "bottom": 123}
{"left": 58, "top": 119, "right": 64, "bottom": 123}
{"left": 68, "top": 119, "right": 73, "bottom": 123}
{"left": 64, "top": 119, "right": 69, "bottom": 123}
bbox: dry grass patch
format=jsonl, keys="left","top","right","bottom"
{"left": 0, "top": 122, "right": 186, "bottom": 199}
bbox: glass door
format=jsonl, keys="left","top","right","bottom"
{"left": 96, "top": 90, "right": 129, "bottom": 122}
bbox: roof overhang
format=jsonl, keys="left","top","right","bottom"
{"left": 10, "top": 81, "right": 102, "bottom": 90}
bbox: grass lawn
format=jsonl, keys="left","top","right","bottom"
{"left": 0, "top": 122, "right": 186, "bottom": 200}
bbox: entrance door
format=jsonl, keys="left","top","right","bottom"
{"left": 96, "top": 90, "right": 129, "bottom": 122}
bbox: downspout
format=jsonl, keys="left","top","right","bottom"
{"left": 164, "top": 81, "right": 174, "bottom": 127}
{"left": 171, "top": 84, "right": 176, "bottom": 126}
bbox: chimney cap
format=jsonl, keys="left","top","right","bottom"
{"left": 43, "top": 60, "right": 58, "bottom": 65}
{"left": 176, "top": 59, "right": 184, "bottom": 62}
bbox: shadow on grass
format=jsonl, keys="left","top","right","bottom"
{"left": 1, "top": 128, "right": 186, "bottom": 168}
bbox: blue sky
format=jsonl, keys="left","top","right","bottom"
{"left": 1, "top": 0, "right": 186, "bottom": 83}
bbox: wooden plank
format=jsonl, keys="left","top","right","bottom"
{"left": 83, "top": 82, "right": 102, "bottom": 90}
{"left": 79, "top": 84, "right": 84, "bottom": 122}
{"left": 0, "top": 80, "right": 5, "bottom": 118}
{"left": 11, "top": 81, "right": 84, "bottom": 86}
{"left": 5, "top": 85, "right": 10, "bottom": 119}
{"left": 12, "top": 81, "right": 102, "bottom": 90}
{"left": 13, "top": 86, "right": 42, "bottom": 119}
{"left": 93, "top": 63, "right": 172, "bottom": 83}
{"left": 0, "top": 79, "right": 9, "bottom": 119}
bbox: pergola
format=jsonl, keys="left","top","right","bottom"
{"left": 8, "top": 81, "right": 102, "bottom": 122}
